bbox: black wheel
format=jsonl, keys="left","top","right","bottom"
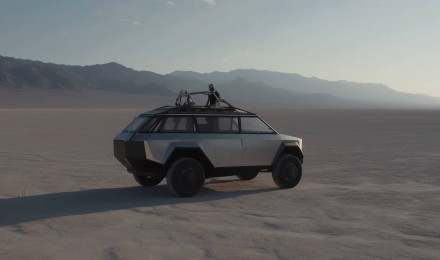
{"left": 272, "top": 154, "right": 302, "bottom": 188}
{"left": 133, "top": 174, "right": 164, "bottom": 186}
{"left": 166, "top": 158, "right": 205, "bottom": 197}
{"left": 236, "top": 171, "right": 259, "bottom": 180}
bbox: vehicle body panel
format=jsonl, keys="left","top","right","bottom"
{"left": 138, "top": 133, "right": 242, "bottom": 167}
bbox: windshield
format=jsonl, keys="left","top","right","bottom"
{"left": 241, "top": 116, "right": 275, "bottom": 134}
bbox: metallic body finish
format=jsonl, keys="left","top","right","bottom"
{"left": 242, "top": 134, "right": 286, "bottom": 166}
{"left": 134, "top": 132, "right": 301, "bottom": 168}
{"left": 139, "top": 133, "right": 242, "bottom": 167}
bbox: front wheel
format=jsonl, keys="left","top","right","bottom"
{"left": 133, "top": 174, "right": 164, "bottom": 186}
{"left": 272, "top": 154, "right": 302, "bottom": 188}
{"left": 166, "top": 158, "right": 205, "bottom": 197}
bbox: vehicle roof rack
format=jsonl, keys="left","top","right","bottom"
{"left": 174, "top": 90, "right": 243, "bottom": 111}
{"left": 141, "top": 90, "right": 254, "bottom": 116}
{"left": 175, "top": 90, "right": 234, "bottom": 107}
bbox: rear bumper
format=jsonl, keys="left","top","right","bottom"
{"left": 114, "top": 139, "right": 165, "bottom": 175}
{"left": 114, "top": 139, "right": 131, "bottom": 169}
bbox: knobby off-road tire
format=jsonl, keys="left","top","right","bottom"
{"left": 133, "top": 174, "right": 164, "bottom": 186}
{"left": 166, "top": 158, "right": 205, "bottom": 197}
{"left": 237, "top": 171, "right": 259, "bottom": 180}
{"left": 272, "top": 154, "right": 302, "bottom": 188}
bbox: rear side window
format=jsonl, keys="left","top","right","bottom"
{"left": 241, "top": 117, "right": 275, "bottom": 134}
{"left": 196, "top": 116, "right": 239, "bottom": 133}
{"left": 156, "top": 116, "right": 195, "bottom": 133}
{"left": 123, "top": 116, "right": 150, "bottom": 132}
{"left": 139, "top": 117, "right": 161, "bottom": 132}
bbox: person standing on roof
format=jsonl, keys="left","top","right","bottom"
{"left": 206, "top": 84, "right": 220, "bottom": 107}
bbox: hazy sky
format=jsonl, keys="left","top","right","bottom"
{"left": 1, "top": 0, "right": 439, "bottom": 96}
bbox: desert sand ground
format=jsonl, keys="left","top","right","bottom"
{"left": 1, "top": 102, "right": 440, "bottom": 259}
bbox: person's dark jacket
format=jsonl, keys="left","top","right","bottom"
{"left": 208, "top": 91, "right": 220, "bottom": 106}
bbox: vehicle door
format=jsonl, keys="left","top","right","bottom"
{"left": 194, "top": 116, "right": 242, "bottom": 167}
{"left": 240, "top": 116, "right": 280, "bottom": 167}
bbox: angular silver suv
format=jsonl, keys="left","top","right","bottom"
{"left": 114, "top": 91, "right": 303, "bottom": 197}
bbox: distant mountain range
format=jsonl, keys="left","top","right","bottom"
{"left": 1, "top": 55, "right": 439, "bottom": 108}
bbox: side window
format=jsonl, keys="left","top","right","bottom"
{"left": 123, "top": 116, "right": 150, "bottom": 132}
{"left": 139, "top": 116, "right": 160, "bottom": 132}
{"left": 241, "top": 117, "right": 275, "bottom": 134}
{"left": 156, "top": 116, "right": 195, "bottom": 133}
{"left": 196, "top": 116, "right": 239, "bottom": 133}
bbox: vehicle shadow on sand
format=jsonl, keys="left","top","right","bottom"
{"left": 0, "top": 185, "right": 277, "bottom": 227}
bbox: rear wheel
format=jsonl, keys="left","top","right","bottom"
{"left": 133, "top": 174, "right": 164, "bottom": 186}
{"left": 166, "top": 158, "right": 205, "bottom": 197}
{"left": 272, "top": 154, "right": 302, "bottom": 188}
{"left": 237, "top": 171, "right": 259, "bottom": 180}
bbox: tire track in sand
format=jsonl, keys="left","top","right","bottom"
{"left": 9, "top": 152, "right": 49, "bottom": 197}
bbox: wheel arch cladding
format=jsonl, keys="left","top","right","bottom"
{"left": 164, "top": 146, "right": 214, "bottom": 177}
{"left": 272, "top": 142, "right": 304, "bottom": 166}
